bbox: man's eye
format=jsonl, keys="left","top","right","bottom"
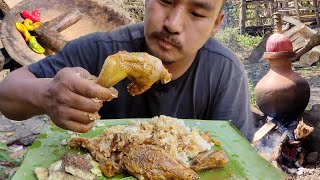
{"left": 160, "top": 0, "right": 173, "bottom": 5}
{"left": 192, "top": 12, "right": 206, "bottom": 18}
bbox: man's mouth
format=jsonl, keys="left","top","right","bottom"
{"left": 157, "top": 37, "right": 176, "bottom": 49}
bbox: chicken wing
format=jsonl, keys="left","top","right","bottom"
{"left": 123, "top": 144, "right": 199, "bottom": 180}
{"left": 97, "top": 51, "right": 172, "bottom": 96}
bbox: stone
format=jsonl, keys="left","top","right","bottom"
{"left": 305, "top": 152, "right": 318, "bottom": 164}
{"left": 302, "top": 104, "right": 320, "bottom": 152}
{"left": 0, "top": 115, "right": 47, "bottom": 145}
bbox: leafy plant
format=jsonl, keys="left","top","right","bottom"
{"left": 215, "top": 27, "right": 262, "bottom": 51}
{"left": 0, "top": 142, "right": 14, "bottom": 163}
{"left": 248, "top": 81, "right": 258, "bottom": 108}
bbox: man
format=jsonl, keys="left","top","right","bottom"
{"left": 0, "top": 0, "right": 254, "bottom": 139}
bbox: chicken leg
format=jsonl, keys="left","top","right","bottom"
{"left": 97, "top": 51, "right": 172, "bottom": 96}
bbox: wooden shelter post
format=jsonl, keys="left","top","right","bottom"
{"left": 240, "top": 0, "right": 247, "bottom": 34}
{"left": 294, "top": 0, "right": 301, "bottom": 20}
{"left": 312, "top": 0, "right": 320, "bottom": 28}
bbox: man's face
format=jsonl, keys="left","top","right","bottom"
{"left": 144, "top": 0, "right": 224, "bottom": 64}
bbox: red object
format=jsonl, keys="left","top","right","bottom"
{"left": 31, "top": 9, "right": 40, "bottom": 17}
{"left": 266, "top": 33, "right": 293, "bottom": 52}
{"left": 21, "top": 9, "right": 40, "bottom": 22}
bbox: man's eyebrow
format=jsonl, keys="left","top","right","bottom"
{"left": 191, "top": 1, "right": 213, "bottom": 10}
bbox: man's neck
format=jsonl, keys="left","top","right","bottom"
{"left": 164, "top": 53, "right": 197, "bottom": 80}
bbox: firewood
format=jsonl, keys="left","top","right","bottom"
{"left": 294, "top": 31, "right": 320, "bottom": 61}
{"left": 41, "top": 9, "right": 82, "bottom": 33}
{"left": 253, "top": 121, "right": 276, "bottom": 142}
{"left": 294, "top": 119, "right": 314, "bottom": 140}
{"left": 283, "top": 16, "right": 317, "bottom": 36}
{"left": 299, "top": 45, "right": 320, "bottom": 67}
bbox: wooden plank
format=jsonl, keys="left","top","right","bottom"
{"left": 253, "top": 121, "right": 276, "bottom": 142}
{"left": 290, "top": 32, "right": 303, "bottom": 42}
{"left": 283, "top": 24, "right": 304, "bottom": 38}
{"left": 283, "top": 16, "right": 317, "bottom": 36}
{"left": 292, "top": 36, "right": 308, "bottom": 52}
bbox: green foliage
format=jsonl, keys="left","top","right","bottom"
{"left": 0, "top": 142, "right": 13, "bottom": 163}
{"left": 215, "top": 27, "right": 262, "bottom": 49}
{"left": 248, "top": 81, "right": 258, "bottom": 108}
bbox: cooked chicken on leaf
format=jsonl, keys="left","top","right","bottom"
{"left": 67, "top": 116, "right": 229, "bottom": 180}
{"left": 97, "top": 51, "right": 172, "bottom": 96}
{"left": 123, "top": 144, "right": 199, "bottom": 180}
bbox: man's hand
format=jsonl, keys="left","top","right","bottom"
{"left": 43, "top": 67, "right": 118, "bottom": 133}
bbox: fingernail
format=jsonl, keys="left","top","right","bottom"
{"left": 92, "top": 98, "right": 103, "bottom": 103}
{"left": 108, "top": 87, "right": 118, "bottom": 98}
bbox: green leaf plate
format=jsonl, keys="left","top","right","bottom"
{"left": 12, "top": 119, "right": 286, "bottom": 180}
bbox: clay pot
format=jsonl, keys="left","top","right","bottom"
{"left": 254, "top": 52, "right": 310, "bottom": 121}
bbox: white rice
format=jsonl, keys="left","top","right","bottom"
{"left": 98, "top": 115, "right": 214, "bottom": 167}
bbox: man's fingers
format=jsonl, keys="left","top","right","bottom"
{"left": 53, "top": 118, "right": 95, "bottom": 133}
{"left": 71, "top": 77, "right": 118, "bottom": 101}
{"left": 73, "top": 67, "right": 97, "bottom": 80}
{"left": 59, "top": 91, "right": 103, "bottom": 113}
{"left": 66, "top": 108, "right": 100, "bottom": 124}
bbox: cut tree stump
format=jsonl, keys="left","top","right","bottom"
{"left": 299, "top": 45, "right": 320, "bottom": 67}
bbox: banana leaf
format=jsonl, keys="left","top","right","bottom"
{"left": 12, "top": 119, "right": 286, "bottom": 180}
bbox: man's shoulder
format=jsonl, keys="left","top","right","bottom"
{"left": 200, "top": 37, "right": 245, "bottom": 73}
{"left": 96, "top": 23, "right": 145, "bottom": 43}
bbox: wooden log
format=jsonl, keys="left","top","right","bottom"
{"left": 33, "top": 10, "right": 82, "bottom": 52}
{"left": 42, "top": 9, "right": 82, "bottom": 32}
{"left": 34, "top": 29, "right": 68, "bottom": 52}
{"left": 294, "top": 31, "right": 320, "bottom": 61}
{"left": 299, "top": 45, "right": 320, "bottom": 67}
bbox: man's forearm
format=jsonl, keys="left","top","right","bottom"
{"left": 0, "top": 66, "right": 50, "bottom": 120}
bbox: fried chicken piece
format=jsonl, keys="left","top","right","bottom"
{"left": 191, "top": 149, "right": 229, "bottom": 172}
{"left": 123, "top": 144, "right": 199, "bottom": 180}
{"left": 97, "top": 51, "right": 172, "bottom": 96}
{"left": 68, "top": 137, "right": 124, "bottom": 178}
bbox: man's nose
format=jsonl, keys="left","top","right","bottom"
{"left": 163, "top": 7, "right": 185, "bottom": 34}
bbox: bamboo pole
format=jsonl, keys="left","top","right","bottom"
{"left": 240, "top": 0, "right": 247, "bottom": 34}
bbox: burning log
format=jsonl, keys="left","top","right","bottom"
{"left": 294, "top": 119, "right": 314, "bottom": 140}
{"left": 253, "top": 118, "right": 314, "bottom": 173}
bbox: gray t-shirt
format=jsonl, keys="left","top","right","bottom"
{"left": 28, "top": 23, "right": 254, "bottom": 139}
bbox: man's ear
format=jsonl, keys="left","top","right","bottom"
{"left": 211, "top": 12, "right": 225, "bottom": 36}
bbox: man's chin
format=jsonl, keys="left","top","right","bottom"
{"left": 148, "top": 48, "right": 175, "bottom": 64}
